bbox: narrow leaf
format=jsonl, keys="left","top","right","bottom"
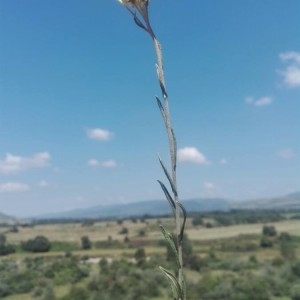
{"left": 171, "top": 127, "right": 177, "bottom": 172}
{"left": 158, "top": 156, "right": 177, "bottom": 196}
{"left": 159, "top": 79, "right": 168, "bottom": 99}
{"left": 178, "top": 203, "right": 187, "bottom": 243}
{"left": 156, "top": 96, "right": 166, "bottom": 121}
{"left": 157, "top": 180, "right": 175, "bottom": 217}
{"left": 160, "top": 225, "right": 180, "bottom": 266}
{"left": 133, "top": 15, "right": 147, "bottom": 31}
{"left": 159, "top": 266, "right": 183, "bottom": 300}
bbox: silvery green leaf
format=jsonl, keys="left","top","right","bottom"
{"left": 158, "top": 156, "right": 177, "bottom": 196}
{"left": 171, "top": 127, "right": 177, "bottom": 172}
{"left": 159, "top": 80, "right": 168, "bottom": 99}
{"left": 156, "top": 96, "right": 166, "bottom": 121}
{"left": 160, "top": 225, "right": 180, "bottom": 266}
{"left": 179, "top": 203, "right": 187, "bottom": 243}
{"left": 159, "top": 266, "right": 183, "bottom": 300}
{"left": 157, "top": 180, "right": 175, "bottom": 217}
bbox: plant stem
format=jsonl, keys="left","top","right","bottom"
{"left": 151, "top": 36, "right": 184, "bottom": 299}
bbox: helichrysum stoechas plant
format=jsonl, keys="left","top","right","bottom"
{"left": 118, "top": 1, "right": 187, "bottom": 299}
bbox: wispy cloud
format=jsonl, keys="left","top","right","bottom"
{"left": 87, "top": 159, "right": 100, "bottom": 167}
{"left": 178, "top": 147, "right": 209, "bottom": 164}
{"left": 39, "top": 180, "right": 49, "bottom": 188}
{"left": 0, "top": 152, "right": 51, "bottom": 175}
{"left": 220, "top": 158, "right": 227, "bottom": 165}
{"left": 87, "top": 128, "right": 113, "bottom": 141}
{"left": 0, "top": 182, "right": 30, "bottom": 192}
{"left": 279, "top": 51, "right": 300, "bottom": 88}
{"left": 203, "top": 182, "right": 215, "bottom": 190}
{"left": 245, "top": 96, "right": 272, "bottom": 107}
{"left": 87, "top": 159, "right": 117, "bottom": 168}
{"left": 101, "top": 160, "right": 117, "bottom": 168}
{"left": 278, "top": 148, "right": 296, "bottom": 159}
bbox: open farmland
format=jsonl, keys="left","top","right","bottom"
{"left": 1, "top": 212, "right": 300, "bottom": 299}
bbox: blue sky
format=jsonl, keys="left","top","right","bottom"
{"left": 0, "top": 0, "right": 299, "bottom": 217}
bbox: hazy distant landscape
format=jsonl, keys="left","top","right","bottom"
{"left": 2, "top": 194, "right": 300, "bottom": 299}
{"left": 31, "top": 191, "right": 300, "bottom": 220}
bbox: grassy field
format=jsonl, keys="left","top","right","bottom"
{"left": 3, "top": 218, "right": 300, "bottom": 246}
{"left": 1, "top": 216, "right": 300, "bottom": 300}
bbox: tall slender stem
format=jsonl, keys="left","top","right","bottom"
{"left": 152, "top": 36, "right": 183, "bottom": 293}
{"left": 118, "top": 2, "right": 185, "bottom": 298}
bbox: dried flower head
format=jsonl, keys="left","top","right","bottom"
{"left": 118, "top": 0, "right": 152, "bottom": 35}
{"left": 118, "top": 0, "right": 149, "bottom": 7}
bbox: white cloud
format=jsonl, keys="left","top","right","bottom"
{"left": 245, "top": 96, "right": 272, "bottom": 107}
{"left": 178, "top": 147, "right": 209, "bottom": 164}
{"left": 278, "top": 148, "right": 296, "bottom": 159}
{"left": 0, "top": 152, "right": 51, "bottom": 175}
{"left": 279, "top": 51, "right": 300, "bottom": 64}
{"left": 279, "top": 51, "right": 300, "bottom": 88}
{"left": 220, "top": 158, "right": 227, "bottom": 165}
{"left": 203, "top": 182, "right": 215, "bottom": 190}
{"left": 87, "top": 159, "right": 100, "bottom": 167}
{"left": 101, "top": 160, "right": 117, "bottom": 168}
{"left": 0, "top": 182, "right": 30, "bottom": 192}
{"left": 87, "top": 159, "right": 117, "bottom": 168}
{"left": 39, "top": 180, "right": 49, "bottom": 187}
{"left": 87, "top": 128, "right": 112, "bottom": 141}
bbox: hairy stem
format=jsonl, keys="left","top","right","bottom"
{"left": 152, "top": 36, "right": 184, "bottom": 298}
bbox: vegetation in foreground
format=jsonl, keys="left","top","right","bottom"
{"left": 1, "top": 210, "right": 300, "bottom": 299}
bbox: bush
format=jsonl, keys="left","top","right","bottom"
{"left": 22, "top": 236, "right": 51, "bottom": 253}
{"left": 134, "top": 248, "right": 146, "bottom": 265}
{"left": 119, "top": 227, "right": 129, "bottom": 234}
{"left": 260, "top": 236, "right": 273, "bottom": 248}
{"left": 262, "top": 225, "right": 277, "bottom": 237}
{"left": 291, "top": 284, "right": 300, "bottom": 300}
{"left": 0, "top": 234, "right": 15, "bottom": 256}
{"left": 192, "top": 215, "right": 204, "bottom": 226}
{"left": 81, "top": 236, "right": 92, "bottom": 250}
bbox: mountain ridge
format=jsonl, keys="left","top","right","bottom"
{"left": 1, "top": 192, "right": 299, "bottom": 222}
{"left": 32, "top": 192, "right": 300, "bottom": 220}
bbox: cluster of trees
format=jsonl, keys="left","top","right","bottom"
{"left": 61, "top": 256, "right": 166, "bottom": 300}
{"left": 0, "top": 233, "right": 15, "bottom": 256}
{"left": 21, "top": 236, "right": 51, "bottom": 253}
{"left": 191, "top": 210, "right": 285, "bottom": 227}
{"left": 0, "top": 256, "right": 89, "bottom": 299}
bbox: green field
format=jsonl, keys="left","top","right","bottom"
{"left": 1, "top": 213, "right": 300, "bottom": 300}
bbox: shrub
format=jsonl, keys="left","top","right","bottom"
{"left": 138, "top": 229, "right": 146, "bottom": 237}
{"left": 81, "top": 236, "right": 92, "bottom": 250}
{"left": 260, "top": 236, "right": 273, "bottom": 248}
{"left": 134, "top": 248, "right": 146, "bottom": 265}
{"left": 292, "top": 261, "right": 300, "bottom": 277}
{"left": 291, "top": 284, "right": 300, "bottom": 300}
{"left": 192, "top": 215, "right": 204, "bottom": 226}
{"left": 119, "top": 227, "right": 129, "bottom": 234}
{"left": 22, "top": 236, "right": 51, "bottom": 253}
{"left": 262, "top": 225, "right": 277, "bottom": 237}
{"left": 0, "top": 234, "right": 15, "bottom": 256}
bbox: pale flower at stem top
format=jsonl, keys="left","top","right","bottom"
{"left": 118, "top": 0, "right": 154, "bottom": 38}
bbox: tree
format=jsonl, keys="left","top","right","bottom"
{"left": 192, "top": 215, "right": 204, "bottom": 226}
{"left": 262, "top": 225, "right": 277, "bottom": 237}
{"left": 0, "top": 233, "right": 15, "bottom": 256}
{"left": 22, "top": 236, "right": 51, "bottom": 253}
{"left": 81, "top": 236, "right": 91, "bottom": 250}
{"left": 119, "top": 227, "right": 128, "bottom": 235}
{"left": 260, "top": 235, "right": 273, "bottom": 248}
{"left": 134, "top": 248, "right": 146, "bottom": 265}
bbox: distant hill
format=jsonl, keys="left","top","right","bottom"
{"left": 232, "top": 192, "right": 300, "bottom": 210}
{"left": 24, "top": 191, "right": 300, "bottom": 220}
{"left": 0, "top": 212, "right": 17, "bottom": 225}
{"left": 35, "top": 198, "right": 231, "bottom": 220}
